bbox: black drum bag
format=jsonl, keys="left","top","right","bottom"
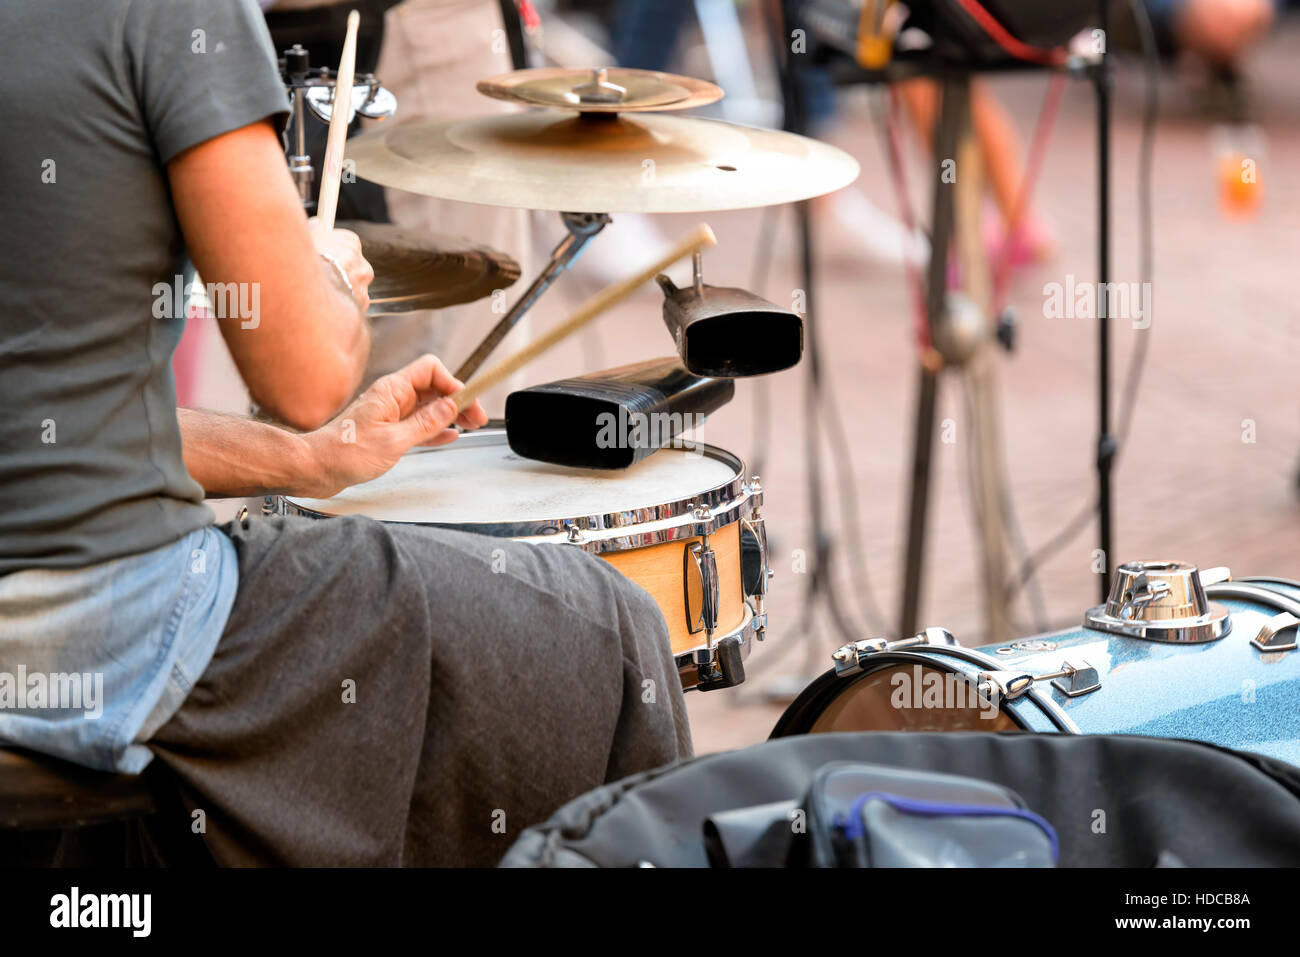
{"left": 500, "top": 732, "right": 1300, "bottom": 867}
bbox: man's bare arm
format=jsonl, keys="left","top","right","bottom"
{"left": 179, "top": 354, "right": 489, "bottom": 499}
{"left": 167, "top": 120, "right": 372, "bottom": 430}
{"left": 179, "top": 409, "right": 316, "bottom": 499}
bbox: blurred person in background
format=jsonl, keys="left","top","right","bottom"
{"left": 1119, "top": 0, "right": 1299, "bottom": 118}
{"left": 1144, "top": 0, "right": 1281, "bottom": 68}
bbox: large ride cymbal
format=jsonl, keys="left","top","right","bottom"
{"left": 476, "top": 67, "right": 723, "bottom": 113}
{"left": 346, "top": 112, "right": 860, "bottom": 214}
{"left": 340, "top": 220, "right": 521, "bottom": 316}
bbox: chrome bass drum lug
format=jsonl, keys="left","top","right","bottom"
{"left": 830, "top": 627, "right": 958, "bottom": 677}
{"left": 1252, "top": 612, "right": 1300, "bottom": 653}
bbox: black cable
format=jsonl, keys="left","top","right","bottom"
{"left": 821, "top": 350, "right": 893, "bottom": 634}
{"left": 981, "top": 77, "right": 1066, "bottom": 633}
{"left": 1115, "top": 0, "right": 1158, "bottom": 449}
{"left": 955, "top": 373, "right": 998, "bottom": 629}
{"left": 766, "top": 0, "right": 861, "bottom": 651}
{"left": 748, "top": 204, "right": 781, "bottom": 480}
{"left": 957, "top": 370, "right": 1050, "bottom": 635}
{"left": 1006, "top": 0, "right": 1158, "bottom": 600}
{"left": 989, "top": 396, "right": 1052, "bottom": 632}
{"left": 797, "top": 198, "right": 863, "bottom": 646}
{"left": 739, "top": 0, "right": 826, "bottom": 686}
{"left": 758, "top": 94, "right": 890, "bottom": 635}
{"left": 745, "top": 200, "right": 891, "bottom": 640}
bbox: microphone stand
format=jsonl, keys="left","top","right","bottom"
{"left": 1093, "top": 0, "right": 1115, "bottom": 602}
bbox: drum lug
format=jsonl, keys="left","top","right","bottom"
{"left": 975, "top": 670, "right": 1036, "bottom": 702}
{"left": 976, "top": 658, "right": 1101, "bottom": 702}
{"left": 684, "top": 529, "right": 720, "bottom": 640}
{"left": 701, "top": 543, "right": 719, "bottom": 638}
{"left": 1252, "top": 612, "right": 1300, "bottom": 653}
{"left": 686, "top": 502, "right": 715, "bottom": 539}
{"left": 741, "top": 514, "right": 769, "bottom": 599}
{"left": 740, "top": 504, "right": 770, "bottom": 638}
{"left": 831, "top": 638, "right": 886, "bottom": 676}
{"left": 1050, "top": 658, "right": 1102, "bottom": 697}
{"left": 830, "top": 626, "right": 958, "bottom": 677}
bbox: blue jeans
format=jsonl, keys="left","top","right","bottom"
{"left": 0, "top": 525, "right": 237, "bottom": 772}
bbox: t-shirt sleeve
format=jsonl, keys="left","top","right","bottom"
{"left": 126, "top": 0, "right": 290, "bottom": 165}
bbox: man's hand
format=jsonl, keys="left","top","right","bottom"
{"left": 178, "top": 355, "right": 486, "bottom": 500}
{"left": 298, "top": 354, "right": 489, "bottom": 498}
{"left": 308, "top": 219, "right": 374, "bottom": 316}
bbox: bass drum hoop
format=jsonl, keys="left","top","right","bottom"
{"left": 769, "top": 649, "right": 1075, "bottom": 738}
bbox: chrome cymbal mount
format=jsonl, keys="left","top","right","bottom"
{"left": 279, "top": 43, "right": 396, "bottom": 211}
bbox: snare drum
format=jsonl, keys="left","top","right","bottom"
{"left": 277, "top": 429, "right": 769, "bottom": 691}
{"left": 772, "top": 562, "right": 1300, "bottom": 767}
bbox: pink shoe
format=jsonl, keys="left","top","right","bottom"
{"left": 985, "top": 206, "right": 1057, "bottom": 269}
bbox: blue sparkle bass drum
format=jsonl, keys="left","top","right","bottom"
{"left": 772, "top": 561, "right": 1300, "bottom": 766}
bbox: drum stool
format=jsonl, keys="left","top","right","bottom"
{"left": 0, "top": 746, "right": 156, "bottom": 830}
{"left": 0, "top": 747, "right": 203, "bottom": 865}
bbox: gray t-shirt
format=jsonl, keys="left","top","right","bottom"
{"left": 0, "top": 0, "right": 289, "bottom": 572}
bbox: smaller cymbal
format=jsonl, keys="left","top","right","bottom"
{"left": 339, "top": 220, "right": 521, "bottom": 316}
{"left": 476, "top": 67, "right": 723, "bottom": 113}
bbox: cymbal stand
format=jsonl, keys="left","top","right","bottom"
{"left": 285, "top": 44, "right": 317, "bottom": 210}
{"left": 454, "top": 211, "right": 611, "bottom": 381}
{"left": 279, "top": 43, "right": 397, "bottom": 212}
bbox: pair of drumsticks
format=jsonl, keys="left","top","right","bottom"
{"left": 317, "top": 12, "right": 716, "bottom": 413}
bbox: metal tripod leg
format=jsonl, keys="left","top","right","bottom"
{"left": 1094, "top": 7, "right": 1116, "bottom": 602}
{"left": 899, "top": 72, "right": 964, "bottom": 639}
{"left": 954, "top": 112, "right": 1012, "bottom": 646}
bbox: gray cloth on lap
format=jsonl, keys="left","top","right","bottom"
{"left": 145, "top": 513, "right": 692, "bottom": 867}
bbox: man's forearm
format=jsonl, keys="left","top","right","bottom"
{"left": 178, "top": 408, "right": 318, "bottom": 498}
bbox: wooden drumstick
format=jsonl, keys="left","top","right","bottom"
{"left": 451, "top": 223, "right": 718, "bottom": 411}
{"left": 315, "top": 9, "right": 360, "bottom": 231}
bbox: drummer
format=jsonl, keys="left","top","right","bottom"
{"left": 0, "top": 0, "right": 690, "bottom": 866}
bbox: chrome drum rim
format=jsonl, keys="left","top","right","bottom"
{"left": 278, "top": 429, "right": 759, "bottom": 554}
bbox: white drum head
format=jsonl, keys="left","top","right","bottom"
{"left": 283, "top": 430, "right": 741, "bottom": 526}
